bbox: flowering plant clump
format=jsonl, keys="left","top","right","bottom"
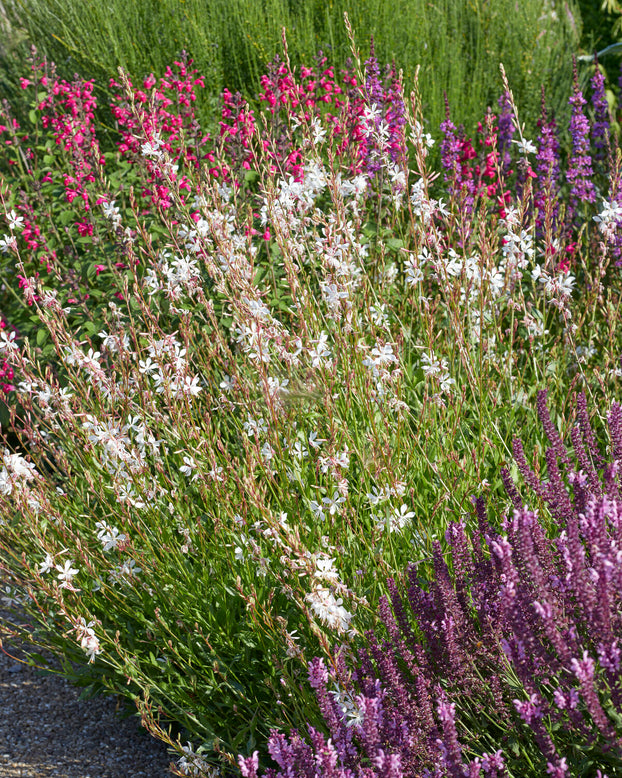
{"left": 1, "top": 24, "right": 622, "bottom": 774}
{"left": 239, "top": 391, "right": 622, "bottom": 777}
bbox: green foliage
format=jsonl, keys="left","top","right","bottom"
{"left": 1, "top": 0, "right": 581, "bottom": 137}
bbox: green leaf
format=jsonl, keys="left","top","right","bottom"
{"left": 386, "top": 238, "right": 404, "bottom": 251}
{"left": 58, "top": 211, "right": 75, "bottom": 227}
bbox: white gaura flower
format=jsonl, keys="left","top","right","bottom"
{"left": 55, "top": 559, "right": 79, "bottom": 588}
{"left": 308, "top": 331, "right": 332, "bottom": 368}
{"left": 331, "top": 684, "right": 365, "bottom": 727}
{"left": 315, "top": 557, "right": 339, "bottom": 581}
{"left": 177, "top": 742, "right": 213, "bottom": 777}
{"left": 140, "top": 136, "right": 165, "bottom": 159}
{"left": 308, "top": 431, "right": 327, "bottom": 450}
{"left": 95, "top": 521, "right": 127, "bottom": 552}
{"left": 261, "top": 442, "right": 275, "bottom": 463}
{"left": 594, "top": 199, "right": 622, "bottom": 231}
{"left": 0, "top": 234, "right": 17, "bottom": 253}
{"left": 421, "top": 350, "right": 446, "bottom": 376}
{"left": 513, "top": 138, "right": 536, "bottom": 155}
{"left": 75, "top": 619, "right": 102, "bottom": 663}
{"left": 179, "top": 456, "right": 198, "bottom": 480}
{"left": 219, "top": 374, "right": 236, "bottom": 392}
{"left": 110, "top": 558, "right": 141, "bottom": 584}
{"left": 0, "top": 329, "right": 18, "bottom": 352}
{"left": 309, "top": 500, "right": 326, "bottom": 520}
{"left": 376, "top": 504, "right": 415, "bottom": 533}
{"left": 322, "top": 491, "right": 346, "bottom": 516}
{"left": 243, "top": 416, "right": 268, "bottom": 438}
{"left": 38, "top": 553, "right": 55, "bottom": 575}
{"left": 5, "top": 209, "right": 24, "bottom": 231}
{"left": 306, "top": 586, "right": 353, "bottom": 634}
{"left": 291, "top": 440, "right": 308, "bottom": 459}
{"left": 405, "top": 256, "right": 424, "bottom": 285}
{"left": 0, "top": 467, "right": 11, "bottom": 496}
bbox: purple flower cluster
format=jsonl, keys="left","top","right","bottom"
{"left": 496, "top": 91, "right": 515, "bottom": 180}
{"left": 534, "top": 88, "right": 561, "bottom": 238}
{"left": 439, "top": 94, "right": 463, "bottom": 191}
{"left": 567, "top": 59, "right": 596, "bottom": 214}
{"left": 590, "top": 56, "right": 610, "bottom": 161}
{"left": 361, "top": 40, "right": 407, "bottom": 181}
{"left": 240, "top": 391, "right": 622, "bottom": 777}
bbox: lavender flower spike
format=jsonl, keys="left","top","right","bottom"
{"left": 590, "top": 54, "right": 610, "bottom": 161}
{"left": 567, "top": 56, "right": 596, "bottom": 214}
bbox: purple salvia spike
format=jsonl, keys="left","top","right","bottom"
{"left": 512, "top": 437, "right": 549, "bottom": 501}
{"left": 544, "top": 447, "right": 576, "bottom": 524}
{"left": 480, "top": 749, "right": 507, "bottom": 778}
{"left": 239, "top": 751, "right": 260, "bottom": 778}
{"left": 570, "top": 650, "right": 616, "bottom": 738}
{"left": 378, "top": 593, "right": 401, "bottom": 644}
{"left": 471, "top": 496, "right": 495, "bottom": 578}
{"left": 406, "top": 565, "right": 444, "bottom": 665}
{"left": 513, "top": 509, "right": 570, "bottom": 665}
{"left": 385, "top": 63, "right": 407, "bottom": 166}
{"left": 387, "top": 577, "right": 418, "bottom": 646}
{"left": 560, "top": 508, "right": 597, "bottom": 621}
{"left": 581, "top": 498, "right": 614, "bottom": 644}
{"left": 306, "top": 657, "right": 354, "bottom": 762}
{"left": 363, "top": 37, "right": 383, "bottom": 109}
{"left": 374, "top": 750, "right": 403, "bottom": 778}
{"left": 440, "top": 93, "right": 462, "bottom": 193}
{"left": 353, "top": 643, "right": 378, "bottom": 688}
{"left": 576, "top": 391, "right": 604, "bottom": 467}
{"left": 570, "top": 425, "right": 602, "bottom": 496}
{"left": 362, "top": 37, "right": 385, "bottom": 180}
{"left": 568, "top": 466, "right": 590, "bottom": 515}
{"left": 355, "top": 694, "right": 382, "bottom": 755}
{"left": 602, "top": 462, "right": 622, "bottom": 501}
{"left": 409, "top": 643, "right": 436, "bottom": 732}
{"left": 436, "top": 691, "right": 466, "bottom": 778}
{"left": 497, "top": 91, "right": 515, "bottom": 179}
{"left": 431, "top": 542, "right": 474, "bottom": 644}
{"left": 534, "top": 88, "right": 561, "bottom": 238}
{"left": 525, "top": 462, "right": 569, "bottom": 582}
{"left": 501, "top": 466, "right": 523, "bottom": 510}
{"left": 446, "top": 520, "right": 475, "bottom": 582}
{"left": 307, "top": 729, "right": 341, "bottom": 778}
{"left": 365, "top": 630, "right": 412, "bottom": 715}
{"left": 536, "top": 390, "right": 572, "bottom": 467}
{"left": 567, "top": 57, "right": 597, "bottom": 214}
{"left": 446, "top": 520, "right": 476, "bottom": 617}
{"left": 488, "top": 676, "right": 511, "bottom": 726}
{"left": 590, "top": 54, "right": 611, "bottom": 162}
{"left": 608, "top": 402, "right": 622, "bottom": 460}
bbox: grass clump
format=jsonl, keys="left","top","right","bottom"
{"left": 0, "top": 0, "right": 581, "bottom": 138}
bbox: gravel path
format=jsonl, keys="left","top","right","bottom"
{"left": 0, "top": 610, "right": 176, "bottom": 778}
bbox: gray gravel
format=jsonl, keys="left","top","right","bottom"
{"left": 0, "top": 611, "right": 176, "bottom": 778}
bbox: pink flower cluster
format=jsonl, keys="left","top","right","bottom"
{"left": 218, "top": 54, "right": 407, "bottom": 183}
{"left": 110, "top": 55, "right": 212, "bottom": 207}
{"left": 33, "top": 65, "right": 104, "bottom": 210}
{"left": 440, "top": 109, "right": 512, "bottom": 219}
{"left": 219, "top": 55, "right": 348, "bottom": 181}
